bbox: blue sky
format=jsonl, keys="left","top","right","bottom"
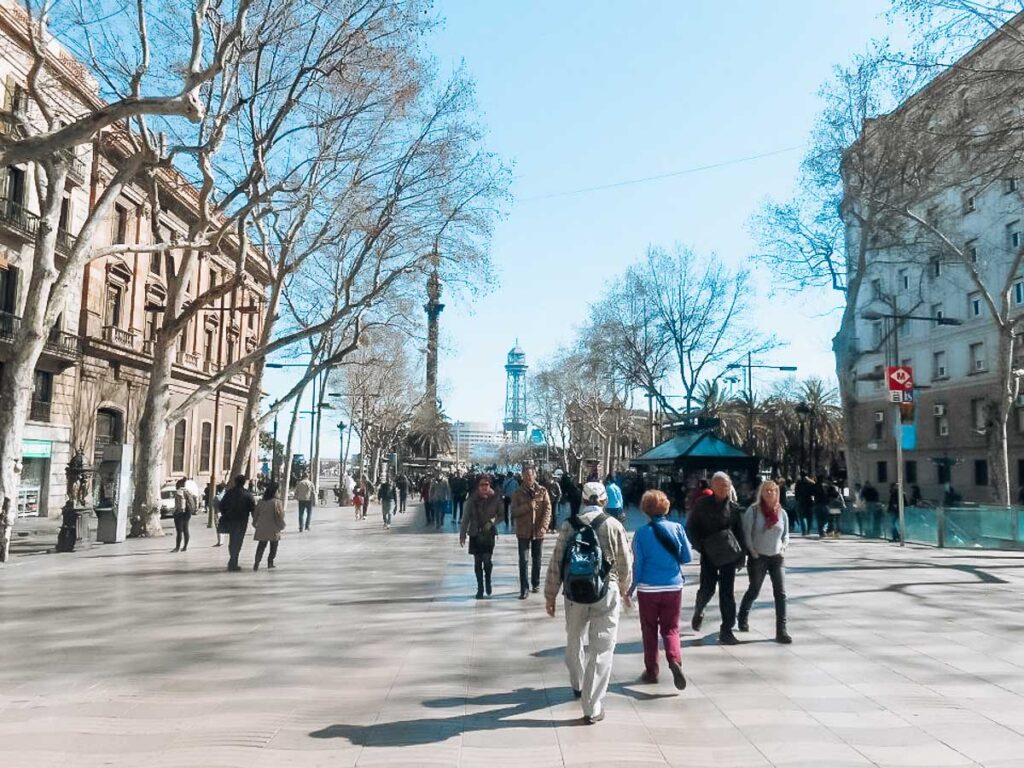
{"left": 271, "top": 0, "right": 900, "bottom": 455}
{"left": 428, "top": 0, "right": 899, "bottom": 426}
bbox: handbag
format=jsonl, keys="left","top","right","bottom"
{"left": 703, "top": 528, "right": 743, "bottom": 567}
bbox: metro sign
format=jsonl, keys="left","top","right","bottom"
{"left": 887, "top": 365, "right": 914, "bottom": 392}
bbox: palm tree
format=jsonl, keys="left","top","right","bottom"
{"left": 800, "top": 378, "right": 844, "bottom": 475}
{"left": 696, "top": 380, "right": 747, "bottom": 447}
{"left": 406, "top": 401, "right": 453, "bottom": 460}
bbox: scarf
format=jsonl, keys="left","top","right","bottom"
{"left": 760, "top": 498, "right": 780, "bottom": 528}
{"left": 477, "top": 487, "right": 495, "bottom": 500}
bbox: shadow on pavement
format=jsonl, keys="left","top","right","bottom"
{"left": 309, "top": 687, "right": 580, "bottom": 746}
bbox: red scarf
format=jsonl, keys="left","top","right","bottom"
{"left": 760, "top": 498, "right": 780, "bottom": 528}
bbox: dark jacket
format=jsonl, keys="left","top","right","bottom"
{"left": 685, "top": 493, "right": 745, "bottom": 556}
{"left": 450, "top": 475, "right": 468, "bottom": 501}
{"left": 219, "top": 485, "right": 256, "bottom": 526}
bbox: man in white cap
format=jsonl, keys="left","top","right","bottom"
{"left": 544, "top": 480, "right": 632, "bottom": 725}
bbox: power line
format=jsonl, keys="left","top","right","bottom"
{"left": 520, "top": 144, "right": 804, "bottom": 202}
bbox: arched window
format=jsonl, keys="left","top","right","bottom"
{"left": 172, "top": 419, "right": 187, "bottom": 473}
{"left": 93, "top": 408, "right": 123, "bottom": 465}
{"left": 199, "top": 422, "right": 212, "bottom": 473}
{"left": 222, "top": 424, "right": 234, "bottom": 472}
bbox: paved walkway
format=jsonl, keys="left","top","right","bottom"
{"left": 2, "top": 502, "right": 1024, "bottom": 767}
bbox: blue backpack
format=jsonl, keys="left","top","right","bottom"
{"left": 561, "top": 513, "right": 611, "bottom": 604}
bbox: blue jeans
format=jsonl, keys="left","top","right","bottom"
{"left": 298, "top": 500, "right": 312, "bottom": 530}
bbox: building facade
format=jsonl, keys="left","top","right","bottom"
{"left": 452, "top": 421, "right": 505, "bottom": 464}
{"left": 844, "top": 15, "right": 1024, "bottom": 503}
{"left": 0, "top": 2, "right": 267, "bottom": 517}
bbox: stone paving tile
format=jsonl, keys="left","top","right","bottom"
{"left": 4, "top": 503, "right": 1024, "bottom": 766}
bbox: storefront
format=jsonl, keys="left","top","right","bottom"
{"left": 19, "top": 438, "right": 51, "bottom": 517}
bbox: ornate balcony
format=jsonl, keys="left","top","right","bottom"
{"left": 29, "top": 399, "right": 51, "bottom": 423}
{"left": 0, "top": 198, "right": 39, "bottom": 240}
{"left": 0, "top": 311, "right": 81, "bottom": 369}
{"left": 176, "top": 350, "right": 201, "bottom": 369}
{"left": 102, "top": 325, "right": 137, "bottom": 350}
{"left": 54, "top": 227, "right": 75, "bottom": 256}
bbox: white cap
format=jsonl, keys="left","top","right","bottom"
{"left": 582, "top": 482, "right": 607, "bottom": 505}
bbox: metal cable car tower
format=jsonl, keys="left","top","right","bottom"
{"left": 503, "top": 342, "right": 528, "bottom": 441}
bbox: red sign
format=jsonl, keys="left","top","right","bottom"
{"left": 886, "top": 366, "right": 914, "bottom": 392}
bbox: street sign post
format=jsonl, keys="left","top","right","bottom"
{"left": 886, "top": 366, "right": 913, "bottom": 546}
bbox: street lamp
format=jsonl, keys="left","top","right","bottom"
{"left": 859, "top": 308, "right": 963, "bottom": 547}
{"left": 725, "top": 354, "right": 798, "bottom": 449}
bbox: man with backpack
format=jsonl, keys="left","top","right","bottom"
{"left": 544, "top": 481, "right": 632, "bottom": 725}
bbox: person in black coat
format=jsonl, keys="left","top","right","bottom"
{"left": 219, "top": 475, "right": 256, "bottom": 571}
{"left": 685, "top": 471, "right": 747, "bottom": 645}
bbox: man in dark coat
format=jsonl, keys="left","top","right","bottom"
{"left": 219, "top": 474, "right": 256, "bottom": 571}
{"left": 685, "top": 471, "right": 746, "bottom": 645}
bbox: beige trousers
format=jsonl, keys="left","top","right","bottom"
{"left": 564, "top": 588, "right": 621, "bottom": 718}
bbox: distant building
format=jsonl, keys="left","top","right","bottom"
{"left": 452, "top": 421, "right": 505, "bottom": 464}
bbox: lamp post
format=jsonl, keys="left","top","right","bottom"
{"left": 860, "top": 309, "right": 963, "bottom": 546}
{"left": 725, "top": 355, "right": 798, "bottom": 449}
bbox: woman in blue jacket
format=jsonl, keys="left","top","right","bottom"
{"left": 629, "top": 490, "right": 692, "bottom": 690}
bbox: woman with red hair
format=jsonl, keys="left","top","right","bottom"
{"left": 738, "top": 480, "right": 791, "bottom": 644}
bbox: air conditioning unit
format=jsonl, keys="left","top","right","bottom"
{"left": 874, "top": 411, "right": 885, "bottom": 423}
{"left": 936, "top": 366, "right": 947, "bottom": 378}
{"left": 975, "top": 359, "right": 986, "bottom": 371}
{"left": 939, "top": 423, "right": 950, "bottom": 436}
{"left": 934, "top": 404, "right": 946, "bottom": 416}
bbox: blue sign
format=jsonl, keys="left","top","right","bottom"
{"left": 529, "top": 428, "right": 545, "bottom": 445}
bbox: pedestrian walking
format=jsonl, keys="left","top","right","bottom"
{"left": 629, "top": 489, "right": 691, "bottom": 689}
{"left": 212, "top": 483, "right": 226, "bottom": 546}
{"left": 605, "top": 474, "right": 625, "bottom": 524}
{"left": 430, "top": 473, "right": 451, "bottom": 530}
{"left": 502, "top": 473, "right": 519, "bottom": 531}
{"left": 396, "top": 473, "right": 409, "bottom": 513}
{"left": 511, "top": 466, "right": 552, "bottom": 599}
{"left": 543, "top": 472, "right": 562, "bottom": 532}
{"left": 450, "top": 472, "right": 468, "bottom": 526}
{"left": 252, "top": 481, "right": 286, "bottom": 570}
{"left": 421, "top": 476, "right": 434, "bottom": 525}
{"left": 361, "top": 477, "right": 371, "bottom": 520}
{"left": 220, "top": 475, "right": 256, "bottom": 571}
{"left": 459, "top": 474, "right": 502, "bottom": 599}
{"left": 352, "top": 484, "right": 364, "bottom": 521}
{"left": 378, "top": 475, "right": 397, "bottom": 529}
{"left": 887, "top": 483, "right": 905, "bottom": 542}
{"left": 544, "top": 481, "right": 632, "bottom": 725}
{"left": 294, "top": 473, "right": 315, "bottom": 532}
{"left": 171, "top": 478, "right": 197, "bottom": 552}
{"left": 794, "top": 472, "right": 814, "bottom": 536}
{"left": 737, "top": 480, "right": 792, "bottom": 644}
{"left": 560, "top": 473, "right": 581, "bottom": 520}
{"left": 685, "top": 471, "right": 746, "bottom": 645}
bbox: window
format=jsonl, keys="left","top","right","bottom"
{"left": 112, "top": 204, "right": 129, "bottom": 245}
{"left": 936, "top": 415, "right": 949, "bottom": 437}
{"left": 199, "top": 422, "right": 212, "bottom": 473}
{"left": 150, "top": 251, "right": 161, "bottom": 275}
{"left": 105, "top": 285, "right": 122, "bottom": 327}
{"left": 898, "top": 269, "right": 909, "bottom": 291}
{"left": 871, "top": 279, "right": 883, "bottom": 299}
{"left": 963, "top": 192, "right": 976, "bottom": 213}
{"left": 972, "top": 398, "right": 986, "bottom": 430}
{"left": 877, "top": 461, "right": 888, "bottom": 484}
{"left": 871, "top": 321, "right": 883, "bottom": 347}
{"left": 144, "top": 311, "right": 156, "bottom": 342}
{"left": 966, "top": 240, "right": 978, "bottom": 263}
{"left": 974, "top": 459, "right": 989, "bottom": 487}
{"left": 931, "top": 303, "right": 944, "bottom": 325}
{"left": 172, "top": 419, "right": 187, "bottom": 473}
{"left": 932, "top": 258, "right": 942, "bottom": 278}
{"left": 1006, "top": 177, "right": 1018, "bottom": 194}
{"left": 6, "top": 165, "right": 26, "bottom": 207}
{"left": 93, "top": 408, "right": 123, "bottom": 465}
{"left": 970, "top": 342, "right": 986, "bottom": 372}
{"left": 58, "top": 197, "right": 70, "bottom": 235}
{"left": 0, "top": 265, "right": 17, "bottom": 313}
{"left": 937, "top": 461, "right": 951, "bottom": 485}
{"left": 905, "top": 460, "right": 918, "bottom": 485}
{"left": 1017, "top": 407, "right": 1024, "bottom": 434}
{"left": 179, "top": 321, "right": 190, "bottom": 353}
{"left": 1009, "top": 220, "right": 1022, "bottom": 251}
{"left": 226, "top": 337, "right": 235, "bottom": 364}
{"left": 204, "top": 328, "right": 216, "bottom": 363}
{"left": 222, "top": 424, "right": 234, "bottom": 472}
{"left": 933, "top": 351, "right": 947, "bottom": 380}
{"left": 1016, "top": 280, "right": 1024, "bottom": 306}
{"left": 969, "top": 292, "right": 982, "bottom": 317}
{"left": 873, "top": 412, "right": 885, "bottom": 441}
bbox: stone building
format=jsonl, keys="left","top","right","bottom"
{"left": 0, "top": 1, "right": 267, "bottom": 517}
{"left": 844, "top": 13, "right": 1024, "bottom": 503}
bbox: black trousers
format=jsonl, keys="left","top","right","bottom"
{"left": 173, "top": 513, "right": 190, "bottom": 550}
{"left": 694, "top": 557, "right": 738, "bottom": 633}
{"left": 227, "top": 522, "right": 247, "bottom": 569}
{"left": 739, "top": 554, "right": 786, "bottom": 627}
{"left": 254, "top": 540, "right": 279, "bottom": 566}
{"left": 517, "top": 537, "right": 543, "bottom": 591}
{"left": 503, "top": 497, "right": 511, "bottom": 528}
{"left": 473, "top": 552, "right": 493, "bottom": 592}
{"left": 399, "top": 491, "right": 407, "bottom": 512}
{"left": 453, "top": 497, "right": 465, "bottom": 523}
{"left": 425, "top": 500, "right": 434, "bottom": 524}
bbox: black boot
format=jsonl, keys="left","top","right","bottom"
{"left": 474, "top": 561, "right": 484, "bottom": 599}
{"left": 776, "top": 605, "right": 792, "bottom": 644}
{"left": 484, "top": 565, "right": 493, "bottom": 596}
{"left": 737, "top": 611, "right": 749, "bottom": 632}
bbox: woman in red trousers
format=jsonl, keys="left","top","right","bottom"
{"left": 629, "top": 490, "right": 693, "bottom": 690}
